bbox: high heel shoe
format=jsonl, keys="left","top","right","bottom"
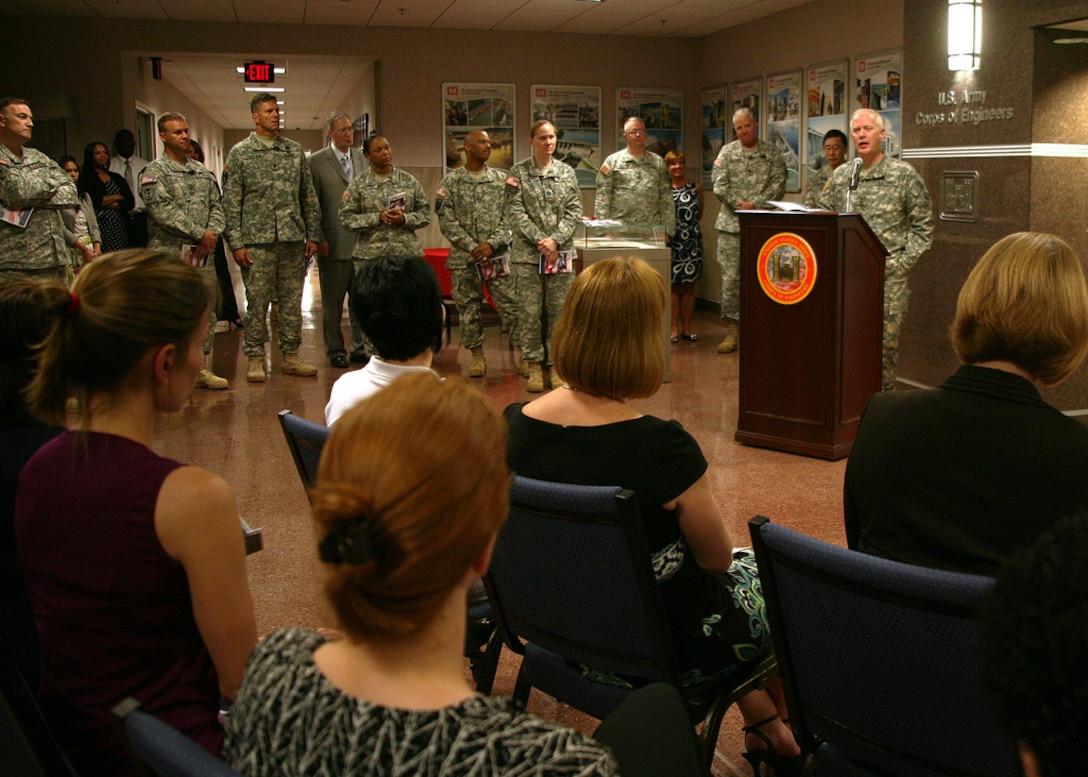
{"left": 741, "top": 714, "right": 804, "bottom": 776}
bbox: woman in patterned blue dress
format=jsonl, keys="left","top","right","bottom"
{"left": 666, "top": 151, "right": 703, "bottom": 342}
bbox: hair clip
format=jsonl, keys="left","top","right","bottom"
{"left": 318, "top": 519, "right": 376, "bottom": 565}
{"left": 66, "top": 292, "right": 80, "bottom": 315}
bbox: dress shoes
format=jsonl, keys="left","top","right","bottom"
{"left": 330, "top": 355, "right": 350, "bottom": 369}
{"left": 350, "top": 350, "right": 370, "bottom": 365}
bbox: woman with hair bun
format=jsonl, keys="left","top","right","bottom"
{"left": 225, "top": 373, "right": 704, "bottom": 777}
{"left": 15, "top": 248, "right": 257, "bottom": 776}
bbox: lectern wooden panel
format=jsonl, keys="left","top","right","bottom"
{"left": 734, "top": 212, "right": 885, "bottom": 460}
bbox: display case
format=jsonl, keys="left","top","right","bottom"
{"left": 576, "top": 220, "right": 673, "bottom": 382}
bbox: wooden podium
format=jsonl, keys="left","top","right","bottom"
{"left": 734, "top": 211, "right": 886, "bottom": 460}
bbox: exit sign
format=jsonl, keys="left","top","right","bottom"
{"left": 244, "top": 62, "right": 274, "bottom": 83}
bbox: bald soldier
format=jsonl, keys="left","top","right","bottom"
{"left": 711, "top": 108, "right": 786, "bottom": 354}
{"left": 594, "top": 116, "right": 674, "bottom": 236}
{"left": 818, "top": 108, "right": 933, "bottom": 391}
{"left": 435, "top": 130, "right": 517, "bottom": 378}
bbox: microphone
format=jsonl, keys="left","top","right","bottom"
{"left": 848, "top": 157, "right": 862, "bottom": 190}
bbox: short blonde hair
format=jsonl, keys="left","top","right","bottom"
{"left": 952, "top": 232, "right": 1088, "bottom": 385}
{"left": 552, "top": 256, "right": 666, "bottom": 400}
{"left": 313, "top": 373, "right": 509, "bottom": 640}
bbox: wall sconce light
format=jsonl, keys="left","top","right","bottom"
{"left": 948, "top": 0, "right": 982, "bottom": 70}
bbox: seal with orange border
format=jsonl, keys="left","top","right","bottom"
{"left": 756, "top": 232, "right": 817, "bottom": 305}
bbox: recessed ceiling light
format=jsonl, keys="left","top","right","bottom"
{"left": 1054, "top": 37, "right": 1088, "bottom": 44}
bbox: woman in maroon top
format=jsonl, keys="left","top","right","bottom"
{"left": 15, "top": 249, "right": 257, "bottom": 776}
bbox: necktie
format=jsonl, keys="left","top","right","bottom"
{"left": 124, "top": 159, "right": 135, "bottom": 193}
{"left": 340, "top": 154, "right": 352, "bottom": 180}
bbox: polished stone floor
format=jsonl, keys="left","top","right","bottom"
{"left": 153, "top": 268, "right": 848, "bottom": 776}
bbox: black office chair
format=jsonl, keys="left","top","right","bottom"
{"left": 276, "top": 408, "right": 500, "bottom": 691}
{"left": 748, "top": 515, "right": 1021, "bottom": 777}
{"left": 484, "top": 476, "right": 777, "bottom": 773}
{"left": 113, "top": 697, "right": 244, "bottom": 777}
{"left": 277, "top": 409, "right": 330, "bottom": 502}
{"left": 0, "top": 635, "right": 77, "bottom": 777}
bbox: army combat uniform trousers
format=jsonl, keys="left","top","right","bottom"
{"left": 512, "top": 263, "right": 572, "bottom": 366}
{"left": 241, "top": 241, "right": 307, "bottom": 358}
{"left": 882, "top": 274, "right": 910, "bottom": 392}
{"left": 450, "top": 266, "right": 518, "bottom": 351}
{"left": 716, "top": 231, "right": 741, "bottom": 321}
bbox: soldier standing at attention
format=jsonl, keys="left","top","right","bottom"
{"left": 506, "top": 120, "right": 583, "bottom": 393}
{"left": 0, "top": 98, "right": 78, "bottom": 282}
{"left": 140, "top": 111, "right": 228, "bottom": 390}
{"left": 223, "top": 92, "right": 321, "bottom": 384}
{"left": 308, "top": 111, "right": 367, "bottom": 369}
{"left": 711, "top": 107, "right": 786, "bottom": 354}
{"left": 594, "top": 116, "right": 675, "bottom": 236}
{"left": 435, "top": 130, "right": 516, "bottom": 379}
{"left": 818, "top": 108, "right": 933, "bottom": 391}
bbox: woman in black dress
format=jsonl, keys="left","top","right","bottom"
{"left": 77, "top": 142, "right": 133, "bottom": 253}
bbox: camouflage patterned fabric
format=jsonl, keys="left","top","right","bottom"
{"left": 819, "top": 155, "right": 933, "bottom": 390}
{"left": 141, "top": 155, "right": 225, "bottom": 354}
{"left": 712, "top": 139, "right": 786, "bottom": 320}
{"left": 594, "top": 149, "right": 675, "bottom": 235}
{"left": 802, "top": 164, "right": 835, "bottom": 208}
{"left": 506, "top": 157, "right": 582, "bottom": 365}
{"left": 436, "top": 164, "right": 516, "bottom": 349}
{"left": 340, "top": 167, "right": 430, "bottom": 262}
{"left": 240, "top": 242, "right": 306, "bottom": 358}
{"left": 0, "top": 145, "right": 78, "bottom": 271}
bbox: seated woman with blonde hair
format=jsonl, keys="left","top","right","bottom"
{"left": 504, "top": 256, "right": 801, "bottom": 775}
{"left": 845, "top": 231, "right": 1088, "bottom": 575}
{"left": 15, "top": 249, "right": 258, "bottom": 776}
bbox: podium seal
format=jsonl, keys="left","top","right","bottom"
{"left": 756, "top": 232, "right": 817, "bottom": 305}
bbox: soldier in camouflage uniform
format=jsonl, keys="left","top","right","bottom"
{"left": 0, "top": 98, "right": 78, "bottom": 282}
{"left": 223, "top": 93, "right": 321, "bottom": 383}
{"left": 594, "top": 117, "right": 675, "bottom": 236}
{"left": 340, "top": 135, "right": 430, "bottom": 265}
{"left": 507, "top": 120, "right": 583, "bottom": 393}
{"left": 141, "top": 112, "right": 228, "bottom": 390}
{"left": 802, "top": 129, "right": 847, "bottom": 208}
{"left": 436, "top": 130, "right": 516, "bottom": 379}
{"left": 818, "top": 109, "right": 933, "bottom": 392}
{"left": 711, "top": 107, "right": 786, "bottom": 353}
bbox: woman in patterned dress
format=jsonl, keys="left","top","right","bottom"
{"left": 665, "top": 151, "right": 703, "bottom": 342}
{"left": 77, "top": 142, "right": 133, "bottom": 253}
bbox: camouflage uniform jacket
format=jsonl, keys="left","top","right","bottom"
{"left": 506, "top": 158, "right": 583, "bottom": 266}
{"left": 141, "top": 156, "right": 225, "bottom": 254}
{"left": 817, "top": 155, "right": 933, "bottom": 277}
{"left": 711, "top": 139, "right": 786, "bottom": 233}
{"left": 340, "top": 167, "right": 430, "bottom": 262}
{"left": 802, "top": 164, "right": 836, "bottom": 208}
{"left": 435, "top": 165, "right": 511, "bottom": 270}
{"left": 0, "top": 145, "right": 78, "bottom": 270}
{"left": 222, "top": 132, "right": 320, "bottom": 248}
{"left": 593, "top": 149, "right": 675, "bottom": 235}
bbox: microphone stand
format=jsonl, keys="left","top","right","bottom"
{"left": 845, "top": 157, "right": 862, "bottom": 213}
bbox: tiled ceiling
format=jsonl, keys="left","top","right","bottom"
{"left": 3, "top": 0, "right": 814, "bottom": 129}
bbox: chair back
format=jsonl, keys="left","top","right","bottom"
{"left": 485, "top": 476, "right": 682, "bottom": 687}
{"left": 0, "top": 635, "right": 76, "bottom": 777}
{"left": 112, "top": 697, "right": 245, "bottom": 777}
{"left": 277, "top": 409, "right": 330, "bottom": 503}
{"left": 748, "top": 516, "right": 1020, "bottom": 777}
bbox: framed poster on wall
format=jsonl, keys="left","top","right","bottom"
{"left": 766, "top": 70, "right": 802, "bottom": 192}
{"left": 615, "top": 87, "right": 683, "bottom": 158}
{"left": 701, "top": 85, "right": 729, "bottom": 188}
{"left": 806, "top": 58, "right": 849, "bottom": 181}
{"left": 731, "top": 77, "right": 762, "bottom": 141}
{"left": 855, "top": 50, "right": 902, "bottom": 159}
{"left": 442, "top": 82, "right": 515, "bottom": 177}
{"left": 530, "top": 84, "right": 601, "bottom": 188}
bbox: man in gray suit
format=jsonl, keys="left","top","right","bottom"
{"left": 309, "top": 111, "right": 367, "bottom": 368}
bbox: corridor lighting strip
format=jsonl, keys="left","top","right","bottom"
{"left": 903, "top": 143, "right": 1088, "bottom": 158}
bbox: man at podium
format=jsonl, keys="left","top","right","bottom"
{"left": 819, "top": 108, "right": 933, "bottom": 391}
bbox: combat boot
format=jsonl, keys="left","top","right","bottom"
{"left": 717, "top": 326, "right": 739, "bottom": 354}
{"left": 281, "top": 353, "right": 318, "bottom": 377}
{"left": 246, "top": 356, "right": 266, "bottom": 383}
{"left": 468, "top": 348, "right": 486, "bottom": 378}
{"left": 196, "top": 361, "right": 228, "bottom": 390}
{"left": 527, "top": 363, "right": 545, "bottom": 393}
